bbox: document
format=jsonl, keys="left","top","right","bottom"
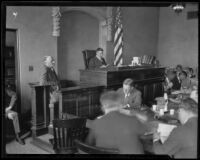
{"left": 157, "top": 123, "right": 177, "bottom": 143}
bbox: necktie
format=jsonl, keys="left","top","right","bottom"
{"left": 101, "top": 58, "right": 107, "bottom": 65}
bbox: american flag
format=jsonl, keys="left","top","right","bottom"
{"left": 114, "top": 7, "right": 123, "bottom": 66}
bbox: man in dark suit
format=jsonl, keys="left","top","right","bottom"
{"left": 175, "top": 64, "right": 183, "bottom": 83}
{"left": 88, "top": 48, "right": 109, "bottom": 69}
{"left": 40, "top": 56, "right": 61, "bottom": 103}
{"left": 164, "top": 70, "right": 181, "bottom": 94}
{"left": 153, "top": 98, "right": 198, "bottom": 158}
{"left": 5, "top": 82, "right": 25, "bottom": 145}
{"left": 86, "top": 91, "right": 147, "bottom": 154}
{"left": 40, "top": 56, "right": 61, "bottom": 119}
{"left": 117, "top": 78, "right": 142, "bottom": 109}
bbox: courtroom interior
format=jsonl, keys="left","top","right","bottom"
{"left": 2, "top": 2, "right": 199, "bottom": 158}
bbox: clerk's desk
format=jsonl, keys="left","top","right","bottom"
{"left": 80, "top": 65, "right": 165, "bottom": 105}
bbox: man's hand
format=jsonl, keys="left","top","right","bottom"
{"left": 100, "top": 65, "right": 107, "bottom": 68}
{"left": 153, "top": 132, "right": 160, "bottom": 142}
{"left": 100, "top": 64, "right": 109, "bottom": 68}
{"left": 5, "top": 106, "right": 12, "bottom": 113}
{"left": 168, "top": 82, "right": 173, "bottom": 88}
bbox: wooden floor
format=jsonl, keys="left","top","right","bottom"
{"left": 6, "top": 135, "right": 51, "bottom": 154}
{"left": 30, "top": 133, "right": 55, "bottom": 154}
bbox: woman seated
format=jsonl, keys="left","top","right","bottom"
{"left": 179, "top": 71, "right": 192, "bottom": 90}
{"left": 164, "top": 70, "right": 181, "bottom": 94}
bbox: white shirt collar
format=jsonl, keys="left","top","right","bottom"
{"left": 125, "top": 93, "right": 130, "bottom": 98}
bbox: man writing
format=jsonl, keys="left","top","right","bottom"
{"left": 88, "top": 48, "right": 109, "bottom": 69}
{"left": 117, "top": 78, "right": 142, "bottom": 109}
{"left": 153, "top": 98, "right": 198, "bottom": 158}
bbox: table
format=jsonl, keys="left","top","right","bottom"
{"left": 137, "top": 97, "right": 183, "bottom": 154}
{"left": 65, "top": 104, "right": 180, "bottom": 155}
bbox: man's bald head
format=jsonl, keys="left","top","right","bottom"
{"left": 43, "top": 56, "right": 55, "bottom": 68}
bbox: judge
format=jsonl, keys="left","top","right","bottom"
{"left": 88, "top": 48, "right": 109, "bottom": 69}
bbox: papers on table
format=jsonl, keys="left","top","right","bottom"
{"left": 157, "top": 123, "right": 177, "bottom": 143}
{"left": 171, "top": 90, "right": 182, "bottom": 95}
{"left": 97, "top": 115, "right": 103, "bottom": 119}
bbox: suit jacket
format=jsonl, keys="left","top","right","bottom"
{"left": 171, "top": 76, "right": 181, "bottom": 90}
{"left": 40, "top": 65, "right": 60, "bottom": 93}
{"left": 181, "top": 78, "right": 192, "bottom": 89}
{"left": 5, "top": 89, "right": 17, "bottom": 110}
{"left": 86, "top": 111, "right": 147, "bottom": 154}
{"left": 117, "top": 88, "right": 142, "bottom": 109}
{"left": 88, "top": 56, "right": 107, "bottom": 69}
{"left": 153, "top": 117, "right": 198, "bottom": 158}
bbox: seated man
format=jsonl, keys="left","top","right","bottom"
{"left": 117, "top": 78, "right": 142, "bottom": 109}
{"left": 164, "top": 70, "right": 181, "bottom": 93}
{"left": 179, "top": 71, "right": 192, "bottom": 89}
{"left": 5, "top": 83, "right": 25, "bottom": 145}
{"left": 40, "top": 56, "right": 61, "bottom": 118}
{"left": 153, "top": 98, "right": 198, "bottom": 158}
{"left": 175, "top": 65, "right": 183, "bottom": 76}
{"left": 88, "top": 48, "right": 109, "bottom": 69}
{"left": 185, "top": 67, "right": 196, "bottom": 78}
{"left": 85, "top": 91, "right": 147, "bottom": 154}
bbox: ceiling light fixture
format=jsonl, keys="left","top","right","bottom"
{"left": 171, "top": 3, "right": 185, "bottom": 14}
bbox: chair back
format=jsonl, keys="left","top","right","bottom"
{"left": 74, "top": 139, "right": 119, "bottom": 154}
{"left": 53, "top": 118, "right": 89, "bottom": 154}
{"left": 82, "top": 50, "right": 96, "bottom": 69}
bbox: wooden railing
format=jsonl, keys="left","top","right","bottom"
{"left": 29, "top": 82, "right": 104, "bottom": 137}
{"left": 29, "top": 83, "right": 51, "bottom": 138}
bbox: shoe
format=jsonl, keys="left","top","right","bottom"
{"left": 16, "top": 138, "right": 25, "bottom": 145}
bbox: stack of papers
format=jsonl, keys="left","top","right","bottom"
{"left": 157, "top": 123, "right": 177, "bottom": 143}
{"left": 171, "top": 90, "right": 182, "bottom": 95}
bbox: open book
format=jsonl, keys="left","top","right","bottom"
{"left": 157, "top": 123, "right": 177, "bottom": 143}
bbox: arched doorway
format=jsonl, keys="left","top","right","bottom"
{"left": 58, "top": 7, "right": 109, "bottom": 81}
{"left": 60, "top": 7, "right": 108, "bottom": 55}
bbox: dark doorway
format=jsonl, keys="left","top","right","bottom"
{"left": 5, "top": 29, "right": 21, "bottom": 114}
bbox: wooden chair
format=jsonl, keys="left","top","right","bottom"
{"left": 82, "top": 50, "right": 96, "bottom": 69}
{"left": 52, "top": 118, "right": 89, "bottom": 154}
{"left": 74, "top": 139, "right": 119, "bottom": 154}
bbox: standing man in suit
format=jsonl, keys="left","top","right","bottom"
{"left": 153, "top": 98, "right": 198, "bottom": 158}
{"left": 40, "top": 56, "right": 61, "bottom": 119}
{"left": 88, "top": 48, "right": 109, "bottom": 69}
{"left": 117, "top": 78, "right": 142, "bottom": 109}
{"left": 5, "top": 82, "right": 25, "bottom": 145}
{"left": 86, "top": 91, "right": 147, "bottom": 154}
